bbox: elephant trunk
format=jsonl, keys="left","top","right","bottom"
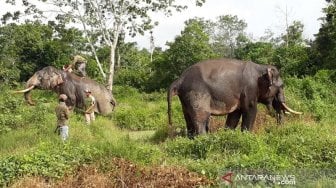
{"left": 13, "top": 85, "right": 36, "bottom": 105}
{"left": 24, "top": 90, "right": 35, "bottom": 105}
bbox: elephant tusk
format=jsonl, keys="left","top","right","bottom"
{"left": 12, "top": 85, "right": 35, "bottom": 93}
{"left": 281, "top": 103, "right": 303, "bottom": 115}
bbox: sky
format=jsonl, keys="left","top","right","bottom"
{"left": 130, "top": 0, "right": 328, "bottom": 49}
{"left": 0, "top": 0, "right": 328, "bottom": 50}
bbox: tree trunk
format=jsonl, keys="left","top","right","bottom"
{"left": 107, "top": 45, "right": 116, "bottom": 91}
{"left": 117, "top": 48, "right": 121, "bottom": 69}
{"left": 86, "top": 35, "right": 106, "bottom": 79}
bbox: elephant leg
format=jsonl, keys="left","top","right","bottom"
{"left": 182, "top": 106, "right": 195, "bottom": 139}
{"left": 205, "top": 116, "right": 210, "bottom": 133}
{"left": 272, "top": 100, "right": 283, "bottom": 125}
{"left": 241, "top": 105, "right": 257, "bottom": 131}
{"left": 193, "top": 111, "right": 211, "bottom": 135}
{"left": 67, "top": 94, "right": 76, "bottom": 109}
{"left": 275, "top": 110, "right": 283, "bottom": 124}
{"left": 225, "top": 109, "right": 241, "bottom": 130}
{"left": 266, "top": 103, "right": 273, "bottom": 114}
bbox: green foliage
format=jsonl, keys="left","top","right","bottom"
{"left": 0, "top": 142, "right": 99, "bottom": 187}
{"left": 0, "top": 22, "right": 85, "bottom": 81}
{"left": 236, "top": 21, "right": 310, "bottom": 77}
{"left": 313, "top": 0, "right": 336, "bottom": 70}
{"left": 164, "top": 123, "right": 336, "bottom": 179}
{"left": 112, "top": 85, "right": 184, "bottom": 130}
{"left": 115, "top": 47, "right": 152, "bottom": 91}
{"left": 0, "top": 61, "right": 20, "bottom": 86}
{"left": 281, "top": 21, "right": 305, "bottom": 46}
{"left": 206, "top": 14, "right": 248, "bottom": 57}
{"left": 273, "top": 45, "right": 310, "bottom": 76}
{"left": 151, "top": 19, "right": 215, "bottom": 90}
{"left": 0, "top": 86, "right": 55, "bottom": 134}
{"left": 285, "top": 71, "right": 336, "bottom": 121}
{"left": 235, "top": 42, "right": 275, "bottom": 65}
{"left": 0, "top": 78, "right": 336, "bottom": 186}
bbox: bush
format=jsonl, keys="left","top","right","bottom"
{"left": 163, "top": 123, "right": 336, "bottom": 182}
{"left": 285, "top": 71, "right": 336, "bottom": 122}
{"left": 0, "top": 87, "right": 56, "bottom": 134}
{"left": 0, "top": 142, "right": 99, "bottom": 187}
{"left": 112, "top": 85, "right": 185, "bottom": 131}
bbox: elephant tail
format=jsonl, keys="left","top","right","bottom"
{"left": 167, "top": 79, "right": 180, "bottom": 130}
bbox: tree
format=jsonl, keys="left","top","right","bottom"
{"left": 275, "top": 20, "right": 309, "bottom": 76}
{"left": 281, "top": 21, "right": 305, "bottom": 46}
{"left": 235, "top": 42, "right": 275, "bottom": 65}
{"left": 273, "top": 45, "right": 310, "bottom": 76}
{"left": 3, "top": 0, "right": 206, "bottom": 91}
{"left": 114, "top": 45, "right": 152, "bottom": 90}
{"left": 0, "top": 22, "right": 82, "bottom": 81}
{"left": 205, "top": 15, "right": 247, "bottom": 57}
{"left": 314, "top": 0, "right": 336, "bottom": 70}
{"left": 151, "top": 18, "right": 215, "bottom": 89}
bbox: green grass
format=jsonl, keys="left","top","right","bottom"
{"left": 1, "top": 80, "right": 336, "bottom": 187}
{"left": 112, "top": 85, "right": 185, "bottom": 131}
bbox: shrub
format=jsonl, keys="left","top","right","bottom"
{"left": 0, "top": 142, "right": 99, "bottom": 187}
{"left": 112, "top": 85, "right": 185, "bottom": 130}
{"left": 164, "top": 123, "right": 336, "bottom": 179}
{"left": 285, "top": 72, "right": 336, "bottom": 122}
{"left": 0, "top": 87, "right": 56, "bottom": 134}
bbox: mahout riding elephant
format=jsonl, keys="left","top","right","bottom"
{"left": 15, "top": 66, "right": 116, "bottom": 115}
{"left": 167, "top": 58, "right": 302, "bottom": 138}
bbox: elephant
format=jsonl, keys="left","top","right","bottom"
{"left": 14, "top": 66, "right": 116, "bottom": 115}
{"left": 167, "top": 58, "right": 302, "bottom": 138}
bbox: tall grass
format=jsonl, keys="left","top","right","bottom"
{"left": 112, "top": 85, "right": 185, "bottom": 130}
{"left": 0, "top": 89, "right": 164, "bottom": 186}
{"left": 1, "top": 74, "right": 336, "bottom": 187}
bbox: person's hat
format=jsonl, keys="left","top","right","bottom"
{"left": 59, "top": 94, "right": 68, "bottom": 100}
{"left": 84, "top": 88, "right": 91, "bottom": 93}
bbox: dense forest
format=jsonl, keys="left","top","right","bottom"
{"left": 1, "top": 0, "right": 336, "bottom": 187}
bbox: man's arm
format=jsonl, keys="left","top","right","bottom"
{"left": 85, "top": 96, "right": 95, "bottom": 113}
{"left": 64, "top": 107, "right": 70, "bottom": 119}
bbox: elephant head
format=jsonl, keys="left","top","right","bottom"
{"left": 14, "top": 66, "right": 116, "bottom": 115}
{"left": 257, "top": 65, "right": 302, "bottom": 123}
{"left": 14, "top": 66, "right": 64, "bottom": 105}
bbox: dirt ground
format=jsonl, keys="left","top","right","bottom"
{"left": 208, "top": 108, "right": 278, "bottom": 134}
{"left": 10, "top": 158, "right": 213, "bottom": 188}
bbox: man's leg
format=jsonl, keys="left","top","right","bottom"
{"left": 90, "top": 112, "right": 95, "bottom": 121}
{"left": 60, "top": 126, "right": 69, "bottom": 141}
{"left": 85, "top": 113, "right": 91, "bottom": 124}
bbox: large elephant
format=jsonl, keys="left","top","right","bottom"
{"left": 167, "top": 58, "right": 302, "bottom": 138}
{"left": 15, "top": 66, "right": 116, "bottom": 115}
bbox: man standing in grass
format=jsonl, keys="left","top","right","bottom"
{"left": 84, "top": 89, "right": 96, "bottom": 124}
{"left": 55, "top": 94, "right": 70, "bottom": 141}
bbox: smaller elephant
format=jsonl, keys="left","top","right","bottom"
{"left": 167, "top": 58, "right": 302, "bottom": 138}
{"left": 15, "top": 66, "right": 116, "bottom": 115}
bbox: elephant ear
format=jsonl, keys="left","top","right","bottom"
{"left": 267, "top": 68, "right": 274, "bottom": 86}
{"left": 50, "top": 73, "right": 64, "bottom": 88}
